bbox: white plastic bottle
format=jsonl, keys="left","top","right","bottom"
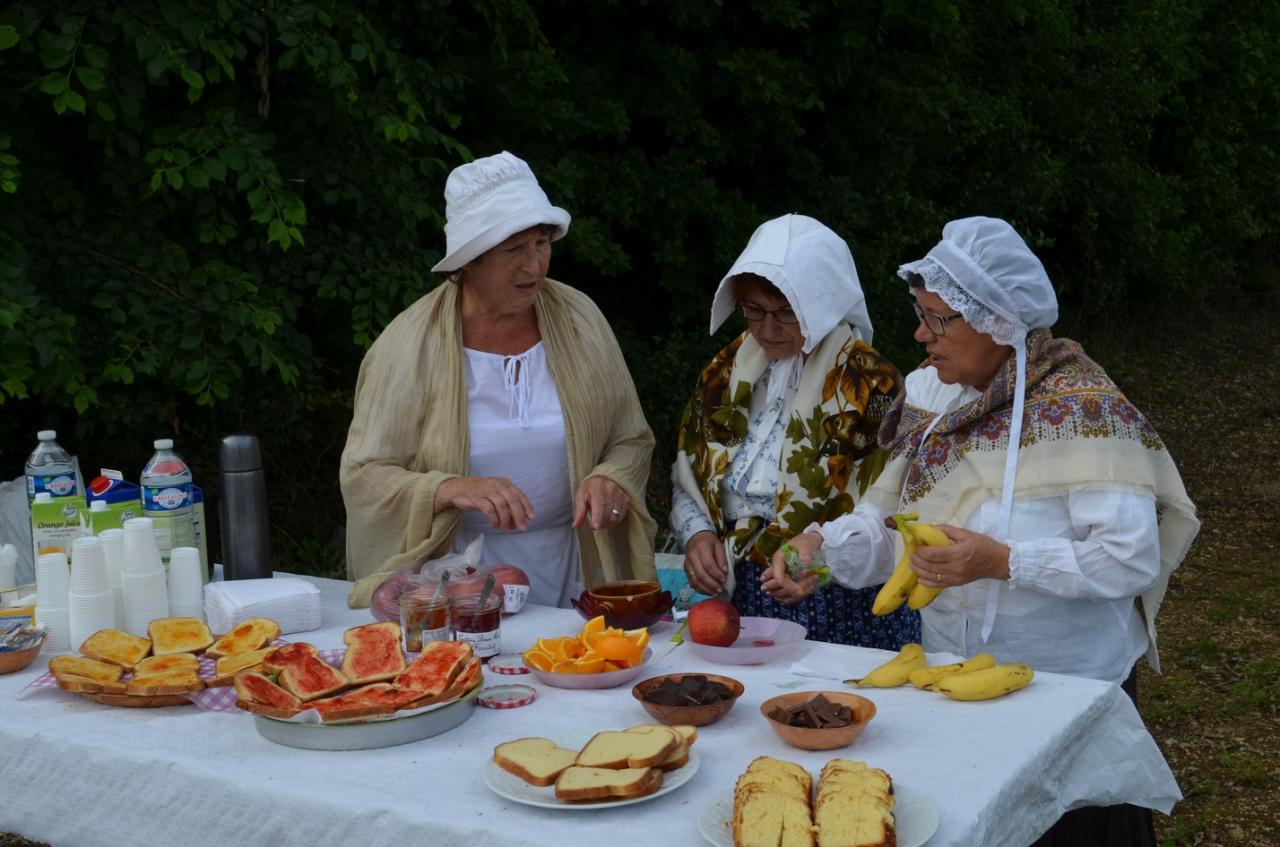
{"left": 25, "top": 430, "right": 79, "bottom": 501}
{"left": 140, "top": 438, "right": 195, "bottom": 565}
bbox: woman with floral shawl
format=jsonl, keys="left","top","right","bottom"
{"left": 768, "top": 217, "right": 1198, "bottom": 846}
{"left": 671, "top": 214, "right": 919, "bottom": 648}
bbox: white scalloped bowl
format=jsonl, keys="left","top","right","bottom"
{"left": 523, "top": 648, "right": 652, "bottom": 690}
{"left": 686, "top": 617, "right": 807, "bottom": 665}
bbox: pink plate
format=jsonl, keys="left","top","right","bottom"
{"left": 686, "top": 618, "right": 807, "bottom": 665}
{"left": 524, "top": 648, "right": 653, "bottom": 690}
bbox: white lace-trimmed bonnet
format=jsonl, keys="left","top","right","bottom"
{"left": 431, "top": 151, "right": 571, "bottom": 273}
{"left": 898, "top": 216, "right": 1058, "bottom": 641}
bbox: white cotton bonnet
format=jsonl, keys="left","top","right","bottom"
{"left": 709, "top": 214, "right": 873, "bottom": 353}
{"left": 898, "top": 216, "right": 1059, "bottom": 643}
{"left": 431, "top": 151, "right": 571, "bottom": 273}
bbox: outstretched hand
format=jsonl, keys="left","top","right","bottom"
{"left": 438, "top": 476, "right": 534, "bottom": 532}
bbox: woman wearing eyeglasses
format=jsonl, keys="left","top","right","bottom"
{"left": 767, "top": 217, "right": 1198, "bottom": 846}
{"left": 670, "top": 214, "right": 918, "bottom": 648}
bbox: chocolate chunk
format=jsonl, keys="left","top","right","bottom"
{"left": 642, "top": 675, "right": 734, "bottom": 707}
{"left": 770, "top": 693, "right": 856, "bottom": 728}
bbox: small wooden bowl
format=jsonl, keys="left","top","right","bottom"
{"left": 759, "top": 690, "right": 876, "bottom": 750}
{"left": 0, "top": 637, "right": 47, "bottom": 675}
{"left": 631, "top": 672, "right": 744, "bottom": 727}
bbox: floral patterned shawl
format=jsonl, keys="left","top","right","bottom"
{"left": 863, "top": 328, "right": 1199, "bottom": 671}
{"left": 673, "top": 323, "right": 901, "bottom": 567}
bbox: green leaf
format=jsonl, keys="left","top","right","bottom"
{"left": 267, "top": 217, "right": 287, "bottom": 243}
{"left": 96, "top": 102, "right": 117, "bottom": 121}
{"left": 41, "top": 48, "right": 71, "bottom": 69}
{"left": 40, "top": 73, "right": 69, "bottom": 95}
{"left": 186, "top": 165, "right": 209, "bottom": 188}
{"left": 0, "top": 25, "right": 19, "bottom": 50}
{"left": 66, "top": 91, "right": 86, "bottom": 114}
{"left": 350, "top": 42, "right": 368, "bottom": 62}
{"left": 75, "top": 67, "right": 106, "bottom": 91}
{"left": 149, "top": 171, "right": 163, "bottom": 191}
{"left": 82, "top": 44, "right": 109, "bottom": 68}
{"left": 52, "top": 90, "right": 69, "bottom": 115}
{"left": 179, "top": 67, "right": 204, "bottom": 89}
{"left": 204, "top": 157, "right": 226, "bottom": 181}
{"left": 166, "top": 169, "right": 184, "bottom": 189}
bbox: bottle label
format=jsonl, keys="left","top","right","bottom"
{"left": 455, "top": 627, "right": 501, "bottom": 659}
{"left": 143, "top": 485, "right": 192, "bottom": 511}
{"left": 29, "top": 475, "right": 78, "bottom": 499}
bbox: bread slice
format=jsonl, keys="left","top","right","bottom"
{"left": 624, "top": 724, "right": 690, "bottom": 771}
{"left": 814, "top": 760, "right": 894, "bottom": 847}
{"left": 148, "top": 617, "right": 214, "bottom": 656}
{"left": 55, "top": 673, "right": 129, "bottom": 695}
{"left": 79, "top": 629, "right": 152, "bottom": 668}
{"left": 262, "top": 642, "right": 319, "bottom": 673}
{"left": 49, "top": 655, "right": 126, "bottom": 684}
{"left": 554, "top": 766, "right": 663, "bottom": 803}
{"left": 575, "top": 730, "right": 678, "bottom": 770}
{"left": 393, "top": 640, "right": 472, "bottom": 696}
{"left": 341, "top": 621, "right": 405, "bottom": 684}
{"left": 126, "top": 670, "right": 204, "bottom": 696}
{"left": 234, "top": 671, "right": 304, "bottom": 718}
{"left": 206, "top": 617, "right": 282, "bottom": 658}
{"left": 494, "top": 738, "right": 580, "bottom": 787}
{"left": 734, "top": 786, "right": 815, "bottom": 847}
{"left": 133, "top": 652, "right": 199, "bottom": 676}
{"left": 745, "top": 755, "right": 814, "bottom": 796}
{"left": 309, "top": 683, "right": 400, "bottom": 723}
{"left": 276, "top": 654, "right": 349, "bottom": 702}
{"left": 208, "top": 648, "right": 274, "bottom": 687}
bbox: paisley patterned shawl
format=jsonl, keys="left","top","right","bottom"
{"left": 674, "top": 324, "right": 901, "bottom": 567}
{"left": 863, "top": 328, "right": 1200, "bottom": 671}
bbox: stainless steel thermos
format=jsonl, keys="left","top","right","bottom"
{"left": 218, "top": 434, "right": 273, "bottom": 580}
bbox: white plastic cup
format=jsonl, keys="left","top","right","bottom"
{"left": 37, "top": 603, "right": 70, "bottom": 652}
{"left": 70, "top": 537, "right": 109, "bottom": 593}
{"left": 122, "top": 517, "right": 163, "bottom": 576}
{"left": 0, "top": 558, "right": 15, "bottom": 590}
{"left": 167, "top": 547, "right": 204, "bottom": 607}
{"left": 36, "top": 553, "right": 70, "bottom": 607}
{"left": 122, "top": 568, "right": 170, "bottom": 637}
{"left": 100, "top": 528, "right": 125, "bottom": 588}
{"left": 69, "top": 589, "right": 116, "bottom": 648}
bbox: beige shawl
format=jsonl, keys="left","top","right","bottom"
{"left": 341, "top": 278, "right": 657, "bottom": 607}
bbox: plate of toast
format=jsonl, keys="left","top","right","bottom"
{"left": 697, "top": 756, "right": 938, "bottom": 847}
{"left": 485, "top": 726, "right": 700, "bottom": 810}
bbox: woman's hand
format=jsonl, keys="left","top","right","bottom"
{"left": 437, "top": 476, "right": 535, "bottom": 532}
{"left": 683, "top": 530, "right": 728, "bottom": 596}
{"left": 909, "top": 525, "right": 1011, "bottom": 588}
{"left": 572, "top": 475, "right": 630, "bottom": 531}
{"left": 762, "top": 531, "right": 823, "bottom": 604}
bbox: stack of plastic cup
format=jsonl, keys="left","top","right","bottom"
{"left": 121, "top": 517, "right": 170, "bottom": 637}
{"left": 167, "top": 547, "right": 205, "bottom": 620}
{"left": 99, "top": 528, "right": 126, "bottom": 626}
{"left": 68, "top": 536, "right": 116, "bottom": 650}
{"left": 36, "top": 552, "right": 71, "bottom": 652}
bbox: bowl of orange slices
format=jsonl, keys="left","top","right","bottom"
{"left": 520, "top": 616, "right": 652, "bottom": 690}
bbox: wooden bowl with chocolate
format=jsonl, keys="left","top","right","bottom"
{"left": 759, "top": 690, "right": 876, "bottom": 750}
{"left": 631, "top": 672, "right": 744, "bottom": 727}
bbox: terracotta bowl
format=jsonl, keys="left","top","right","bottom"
{"left": 571, "top": 582, "right": 674, "bottom": 630}
{"left": 0, "top": 637, "right": 46, "bottom": 675}
{"left": 759, "top": 690, "right": 876, "bottom": 751}
{"left": 632, "top": 672, "right": 745, "bottom": 727}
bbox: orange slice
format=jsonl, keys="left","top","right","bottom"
{"left": 623, "top": 628, "right": 650, "bottom": 650}
{"left": 551, "top": 659, "right": 578, "bottom": 674}
{"left": 536, "top": 637, "right": 567, "bottom": 656}
{"left": 594, "top": 635, "right": 642, "bottom": 667}
{"left": 522, "top": 650, "right": 555, "bottom": 672}
{"left": 573, "top": 655, "right": 606, "bottom": 674}
{"left": 602, "top": 660, "right": 626, "bottom": 672}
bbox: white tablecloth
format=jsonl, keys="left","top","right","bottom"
{"left": 0, "top": 575, "right": 1180, "bottom": 846}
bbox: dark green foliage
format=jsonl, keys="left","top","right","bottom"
{"left": 2, "top": 1, "right": 1277, "bottom": 566}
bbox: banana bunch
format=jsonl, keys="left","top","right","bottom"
{"left": 907, "top": 653, "right": 996, "bottom": 690}
{"left": 870, "top": 512, "right": 953, "bottom": 615}
{"left": 852, "top": 643, "right": 925, "bottom": 688}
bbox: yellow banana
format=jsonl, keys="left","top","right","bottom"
{"left": 904, "top": 519, "right": 952, "bottom": 611}
{"left": 855, "top": 642, "right": 926, "bottom": 688}
{"left": 935, "top": 663, "right": 1035, "bottom": 701}
{"left": 871, "top": 514, "right": 918, "bottom": 616}
{"left": 907, "top": 653, "right": 997, "bottom": 690}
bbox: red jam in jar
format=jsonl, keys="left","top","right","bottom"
{"left": 450, "top": 593, "right": 503, "bottom": 660}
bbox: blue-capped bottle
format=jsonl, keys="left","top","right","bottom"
{"left": 25, "top": 430, "right": 79, "bottom": 501}
{"left": 140, "top": 438, "right": 195, "bottom": 565}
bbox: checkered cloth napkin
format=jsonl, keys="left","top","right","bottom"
{"left": 18, "top": 640, "right": 306, "bottom": 713}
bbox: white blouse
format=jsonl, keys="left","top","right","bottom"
{"left": 451, "top": 342, "right": 581, "bottom": 608}
{"left": 814, "top": 368, "right": 1161, "bottom": 684}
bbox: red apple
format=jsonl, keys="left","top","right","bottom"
{"left": 688, "top": 598, "right": 741, "bottom": 647}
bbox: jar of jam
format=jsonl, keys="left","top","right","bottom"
{"left": 399, "top": 592, "right": 451, "bottom": 653}
{"left": 450, "top": 592, "right": 503, "bottom": 661}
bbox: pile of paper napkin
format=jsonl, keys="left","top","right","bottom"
{"left": 204, "top": 577, "right": 322, "bottom": 635}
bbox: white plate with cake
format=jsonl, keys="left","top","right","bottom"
{"left": 697, "top": 783, "right": 938, "bottom": 847}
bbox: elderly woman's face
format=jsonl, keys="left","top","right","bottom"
{"left": 461, "top": 225, "right": 553, "bottom": 315}
{"left": 912, "top": 289, "right": 1009, "bottom": 389}
{"left": 737, "top": 276, "right": 804, "bottom": 359}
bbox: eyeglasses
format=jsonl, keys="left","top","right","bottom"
{"left": 912, "top": 302, "right": 964, "bottom": 336}
{"left": 739, "top": 302, "right": 799, "bottom": 325}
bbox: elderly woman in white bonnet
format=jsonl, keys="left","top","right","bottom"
{"left": 768, "top": 216, "right": 1199, "bottom": 845}
{"left": 341, "top": 151, "right": 656, "bottom": 609}
{"left": 671, "top": 214, "right": 918, "bottom": 649}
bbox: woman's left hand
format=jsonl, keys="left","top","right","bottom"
{"left": 908, "top": 525, "right": 1011, "bottom": 588}
{"left": 572, "top": 475, "right": 630, "bottom": 531}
